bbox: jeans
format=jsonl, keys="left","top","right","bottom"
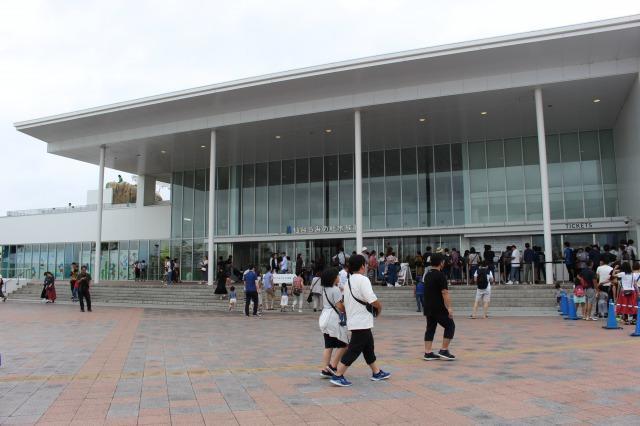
{"left": 509, "top": 266, "right": 520, "bottom": 282}
{"left": 78, "top": 287, "right": 91, "bottom": 311}
{"left": 415, "top": 294, "right": 424, "bottom": 312}
{"left": 523, "top": 263, "right": 533, "bottom": 283}
{"left": 70, "top": 282, "right": 78, "bottom": 299}
{"left": 245, "top": 291, "right": 259, "bottom": 316}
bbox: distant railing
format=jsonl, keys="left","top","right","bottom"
{"left": 5, "top": 200, "right": 170, "bottom": 217}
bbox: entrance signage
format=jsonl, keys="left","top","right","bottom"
{"left": 272, "top": 273, "right": 295, "bottom": 284}
{"left": 294, "top": 224, "right": 355, "bottom": 234}
{"left": 565, "top": 222, "right": 593, "bottom": 230}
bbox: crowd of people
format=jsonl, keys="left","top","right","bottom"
{"left": 34, "top": 262, "right": 93, "bottom": 312}
{"left": 558, "top": 239, "right": 639, "bottom": 326}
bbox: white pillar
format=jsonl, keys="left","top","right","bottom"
{"left": 534, "top": 88, "right": 554, "bottom": 284}
{"left": 354, "top": 110, "right": 364, "bottom": 252}
{"left": 136, "top": 175, "right": 157, "bottom": 208}
{"left": 94, "top": 145, "right": 106, "bottom": 284}
{"left": 207, "top": 130, "right": 217, "bottom": 286}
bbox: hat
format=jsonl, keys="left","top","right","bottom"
{"left": 361, "top": 247, "right": 368, "bottom": 253}
{"left": 436, "top": 247, "right": 444, "bottom": 253}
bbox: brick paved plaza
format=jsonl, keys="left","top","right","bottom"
{"left": 2, "top": 303, "right": 640, "bottom": 425}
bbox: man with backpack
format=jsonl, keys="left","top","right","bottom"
{"left": 470, "top": 261, "right": 493, "bottom": 319}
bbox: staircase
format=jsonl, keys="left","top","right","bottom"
{"left": 9, "top": 281, "right": 559, "bottom": 315}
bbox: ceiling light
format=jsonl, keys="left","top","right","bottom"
{"left": 325, "top": 129, "right": 332, "bottom": 133}
{"left": 183, "top": 218, "right": 191, "bottom": 222}
{"left": 200, "top": 145, "right": 206, "bottom": 148}
{"left": 275, "top": 135, "right": 281, "bottom": 140}
{"left": 160, "top": 150, "right": 167, "bottom": 154}
{"left": 480, "top": 111, "right": 488, "bottom": 116}
{"left": 418, "top": 117, "right": 427, "bottom": 122}
{"left": 593, "top": 98, "right": 601, "bottom": 103}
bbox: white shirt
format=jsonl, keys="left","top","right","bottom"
{"left": 617, "top": 272, "right": 639, "bottom": 291}
{"left": 596, "top": 265, "right": 613, "bottom": 285}
{"left": 343, "top": 273, "right": 377, "bottom": 331}
{"left": 280, "top": 257, "right": 288, "bottom": 271}
{"left": 510, "top": 249, "right": 521, "bottom": 265}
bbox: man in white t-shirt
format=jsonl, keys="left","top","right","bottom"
{"left": 596, "top": 258, "right": 614, "bottom": 314}
{"left": 507, "top": 245, "right": 521, "bottom": 284}
{"left": 330, "top": 255, "right": 390, "bottom": 387}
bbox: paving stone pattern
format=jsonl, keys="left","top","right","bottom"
{"left": 1, "top": 303, "right": 640, "bottom": 425}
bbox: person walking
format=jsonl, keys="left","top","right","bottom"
{"left": 615, "top": 262, "right": 638, "bottom": 325}
{"left": 133, "top": 261, "right": 141, "bottom": 282}
{"left": 0, "top": 274, "right": 7, "bottom": 302}
{"left": 291, "top": 272, "right": 305, "bottom": 312}
{"left": 280, "top": 254, "right": 289, "bottom": 274}
{"left": 214, "top": 268, "right": 228, "bottom": 299}
{"left": 330, "top": 255, "right": 390, "bottom": 387}
{"left": 423, "top": 254, "right": 456, "bottom": 361}
{"left": 310, "top": 271, "right": 323, "bottom": 312}
{"left": 470, "top": 261, "right": 492, "bottom": 319}
{"left": 507, "top": 245, "right": 521, "bottom": 284}
{"left": 243, "top": 266, "right": 259, "bottom": 317}
{"left": 318, "top": 268, "right": 348, "bottom": 379}
{"left": 414, "top": 276, "right": 425, "bottom": 312}
{"left": 263, "top": 268, "right": 275, "bottom": 310}
{"left": 43, "top": 272, "right": 57, "bottom": 303}
{"left": 522, "top": 243, "right": 535, "bottom": 284}
{"left": 140, "top": 260, "right": 147, "bottom": 281}
{"left": 563, "top": 241, "right": 575, "bottom": 282}
{"left": 467, "top": 248, "right": 481, "bottom": 281}
{"left": 200, "top": 256, "right": 209, "bottom": 285}
{"left": 295, "top": 254, "right": 304, "bottom": 276}
{"left": 77, "top": 265, "right": 92, "bottom": 312}
{"left": 70, "top": 262, "right": 79, "bottom": 302}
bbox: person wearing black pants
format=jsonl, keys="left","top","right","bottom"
{"left": 243, "top": 266, "right": 260, "bottom": 317}
{"left": 77, "top": 266, "right": 92, "bottom": 312}
{"left": 330, "top": 255, "right": 390, "bottom": 387}
{"left": 423, "top": 254, "right": 456, "bottom": 360}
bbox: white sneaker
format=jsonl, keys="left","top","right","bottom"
{"left": 506, "top": 281, "right": 513, "bottom": 285}
{"left": 387, "top": 284, "right": 393, "bottom": 287}
{"left": 298, "top": 309, "right": 302, "bottom": 313}
{"left": 395, "top": 283, "right": 402, "bottom": 287}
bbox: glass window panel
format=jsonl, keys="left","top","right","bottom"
{"left": 522, "top": 136, "right": 539, "bottom": 165}
{"left": 182, "top": 171, "right": 194, "bottom": 238}
{"left": 171, "top": 172, "right": 183, "bottom": 238}
{"left": 385, "top": 150, "right": 401, "bottom": 228}
{"left": 295, "top": 159, "right": 309, "bottom": 227}
{"left": 564, "top": 191, "right": 584, "bottom": 219}
{"left": 400, "top": 148, "right": 418, "bottom": 228}
{"left": 489, "top": 195, "right": 506, "bottom": 223}
{"left": 118, "top": 241, "right": 129, "bottom": 280}
{"left": 309, "top": 157, "right": 324, "bottom": 226}
{"left": 604, "top": 190, "right": 618, "bottom": 217}
{"left": 468, "top": 141, "right": 488, "bottom": 224}
{"left": 108, "top": 242, "right": 118, "bottom": 280}
{"left": 241, "top": 164, "right": 255, "bottom": 234}
{"left": 181, "top": 240, "right": 193, "bottom": 281}
{"left": 216, "top": 167, "right": 230, "bottom": 235}
{"left": 508, "top": 195, "right": 525, "bottom": 222}
{"left": 417, "top": 146, "right": 433, "bottom": 227}
{"left": 129, "top": 241, "right": 139, "bottom": 280}
{"left": 434, "top": 145, "right": 452, "bottom": 226}
{"left": 451, "top": 144, "right": 464, "bottom": 225}
{"left": 362, "top": 152, "right": 370, "bottom": 229}
{"left": 339, "top": 154, "right": 354, "bottom": 226}
{"left": 324, "top": 156, "right": 339, "bottom": 227}
{"left": 281, "top": 160, "right": 295, "bottom": 232}
{"left": 487, "top": 168, "right": 505, "bottom": 192}
{"left": 526, "top": 194, "right": 542, "bottom": 221}
{"left": 546, "top": 134, "right": 561, "bottom": 163}
{"left": 255, "top": 163, "right": 268, "bottom": 233}
{"left": 550, "top": 192, "right": 564, "bottom": 220}
{"left": 504, "top": 138, "right": 522, "bottom": 167}
{"left": 229, "top": 166, "right": 241, "bottom": 235}
{"left": 369, "top": 151, "right": 386, "bottom": 229}
{"left": 560, "top": 133, "right": 580, "bottom": 162}
{"left": 468, "top": 141, "right": 486, "bottom": 169}
{"left": 485, "top": 140, "right": 504, "bottom": 168}
{"left": 194, "top": 169, "right": 206, "bottom": 238}
{"left": 268, "top": 162, "right": 281, "bottom": 233}
{"left": 584, "top": 190, "right": 604, "bottom": 217}
{"left": 599, "top": 130, "right": 617, "bottom": 184}
{"left": 64, "top": 243, "right": 73, "bottom": 279}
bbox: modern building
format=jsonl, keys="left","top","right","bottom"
{"left": 2, "top": 15, "right": 640, "bottom": 284}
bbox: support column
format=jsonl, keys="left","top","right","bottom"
{"left": 534, "top": 88, "right": 554, "bottom": 284}
{"left": 136, "top": 175, "right": 157, "bottom": 208}
{"left": 207, "top": 130, "right": 217, "bottom": 286}
{"left": 94, "top": 145, "right": 106, "bottom": 284}
{"left": 354, "top": 110, "right": 364, "bottom": 252}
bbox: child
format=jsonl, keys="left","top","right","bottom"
{"left": 228, "top": 286, "right": 237, "bottom": 311}
{"left": 573, "top": 277, "right": 586, "bottom": 318}
{"left": 554, "top": 283, "right": 566, "bottom": 309}
{"left": 280, "top": 283, "right": 289, "bottom": 312}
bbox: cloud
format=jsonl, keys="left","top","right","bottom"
{"left": 0, "top": 0, "right": 638, "bottom": 215}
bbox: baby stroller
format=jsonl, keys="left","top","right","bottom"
{"left": 397, "top": 263, "right": 413, "bottom": 286}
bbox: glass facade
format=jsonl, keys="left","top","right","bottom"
{"left": 171, "top": 129, "right": 618, "bottom": 238}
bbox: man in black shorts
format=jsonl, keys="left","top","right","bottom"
{"left": 423, "top": 253, "right": 456, "bottom": 360}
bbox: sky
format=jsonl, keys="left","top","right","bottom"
{"left": 1, "top": 0, "right": 639, "bottom": 215}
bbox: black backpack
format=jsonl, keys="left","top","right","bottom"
{"left": 476, "top": 268, "right": 489, "bottom": 290}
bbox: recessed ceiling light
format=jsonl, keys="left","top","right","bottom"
{"left": 160, "top": 150, "right": 167, "bottom": 154}
{"left": 200, "top": 145, "right": 206, "bottom": 148}
{"left": 480, "top": 111, "right": 488, "bottom": 115}
{"left": 136, "top": 154, "right": 141, "bottom": 157}
{"left": 275, "top": 135, "right": 281, "bottom": 139}
{"left": 325, "top": 129, "right": 332, "bottom": 133}
{"left": 593, "top": 98, "right": 601, "bottom": 103}
{"left": 418, "top": 117, "right": 427, "bottom": 122}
